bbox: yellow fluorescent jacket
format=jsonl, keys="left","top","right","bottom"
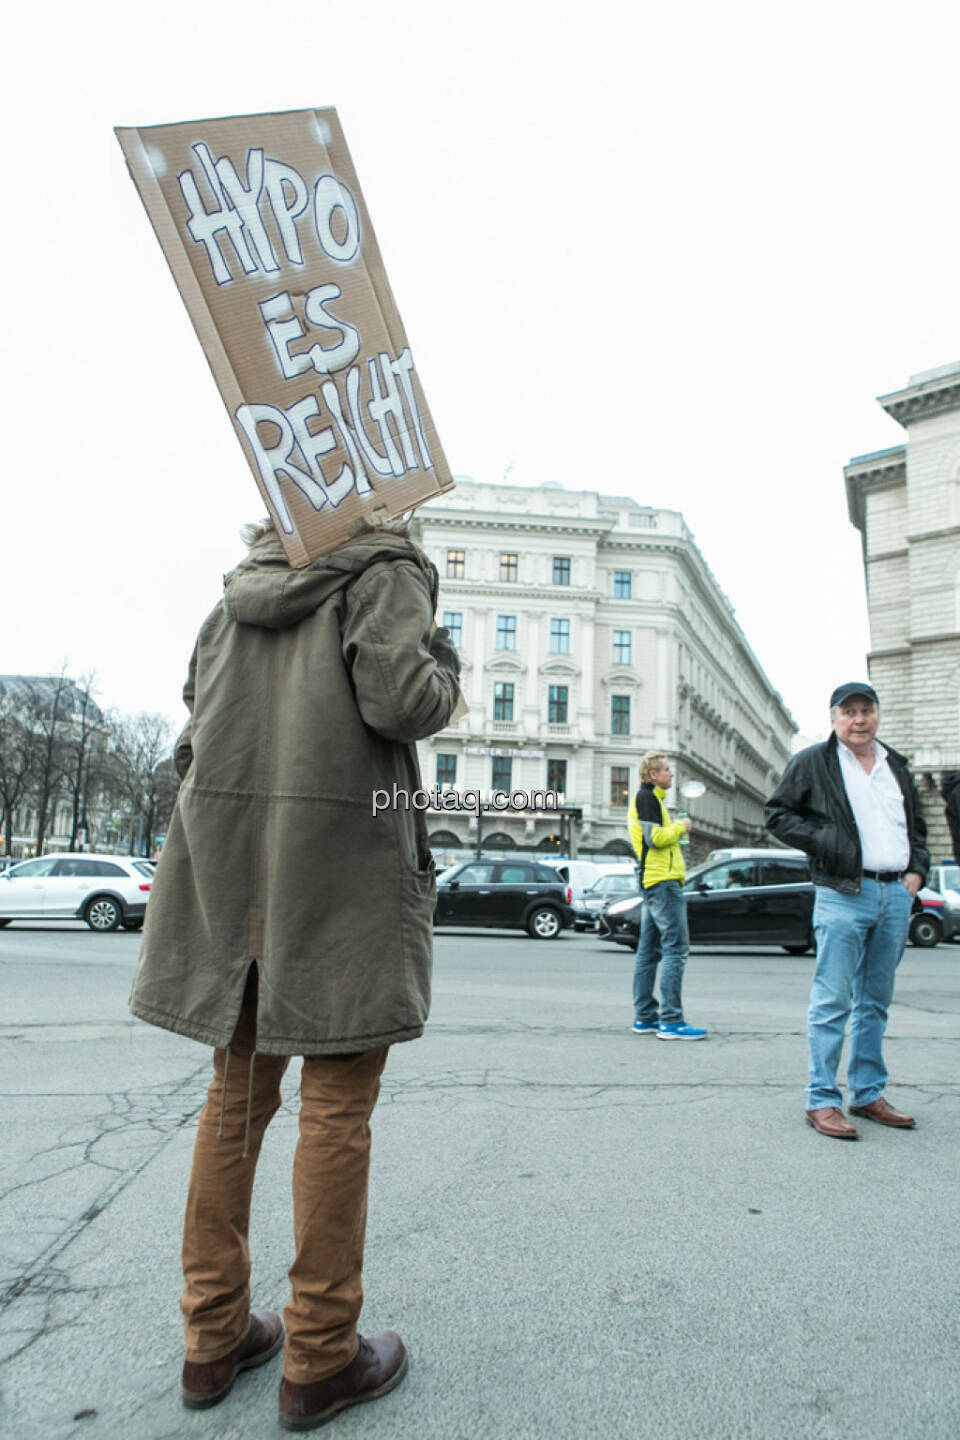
{"left": 628, "top": 783, "right": 687, "bottom": 888}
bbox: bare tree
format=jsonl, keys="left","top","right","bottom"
{"left": 27, "top": 670, "right": 74, "bottom": 856}
{"left": 0, "top": 692, "right": 38, "bottom": 861}
{"left": 107, "top": 712, "right": 176, "bottom": 855}
{"left": 57, "top": 673, "right": 108, "bottom": 849}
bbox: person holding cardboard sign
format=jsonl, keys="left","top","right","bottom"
{"left": 129, "top": 518, "right": 460, "bottom": 1428}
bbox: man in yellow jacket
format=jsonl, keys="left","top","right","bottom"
{"left": 628, "top": 752, "right": 707, "bottom": 1040}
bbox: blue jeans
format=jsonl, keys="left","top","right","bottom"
{"left": 633, "top": 880, "right": 689, "bottom": 1027}
{"left": 807, "top": 879, "right": 913, "bottom": 1110}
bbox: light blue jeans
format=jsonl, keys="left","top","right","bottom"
{"left": 807, "top": 879, "right": 913, "bottom": 1110}
{"left": 633, "top": 880, "right": 689, "bottom": 1027}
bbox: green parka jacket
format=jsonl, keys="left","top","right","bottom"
{"left": 129, "top": 526, "right": 460, "bottom": 1055}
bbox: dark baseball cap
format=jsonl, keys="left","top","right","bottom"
{"left": 830, "top": 681, "right": 879, "bottom": 708}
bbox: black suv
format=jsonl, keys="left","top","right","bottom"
{"left": 435, "top": 860, "right": 575, "bottom": 939}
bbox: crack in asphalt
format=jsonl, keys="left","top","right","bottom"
{"left": 2, "top": 1038, "right": 954, "bottom": 1377}
{"left": 0, "top": 1063, "right": 211, "bottom": 1319}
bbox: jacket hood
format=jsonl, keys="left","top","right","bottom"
{"left": 223, "top": 526, "right": 435, "bottom": 629}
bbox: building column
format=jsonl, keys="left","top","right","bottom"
{"left": 579, "top": 611, "right": 595, "bottom": 741}
{"left": 471, "top": 610, "right": 487, "bottom": 711}
{"left": 524, "top": 611, "right": 541, "bottom": 734}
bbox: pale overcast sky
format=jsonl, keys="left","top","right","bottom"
{"left": 3, "top": 0, "right": 959, "bottom": 743}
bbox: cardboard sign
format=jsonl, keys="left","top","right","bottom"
{"left": 116, "top": 108, "right": 454, "bottom": 565}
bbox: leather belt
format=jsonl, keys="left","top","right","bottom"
{"left": 862, "top": 869, "right": 903, "bottom": 883}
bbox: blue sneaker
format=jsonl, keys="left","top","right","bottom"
{"left": 657, "top": 1023, "right": 708, "bottom": 1041}
{"left": 631, "top": 1020, "right": 658, "bottom": 1034}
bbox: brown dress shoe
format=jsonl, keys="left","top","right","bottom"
{"left": 805, "top": 1106, "right": 858, "bottom": 1139}
{"left": 849, "top": 1097, "right": 916, "bottom": 1128}
{"left": 182, "top": 1309, "right": 284, "bottom": 1409}
{"left": 278, "top": 1331, "right": 408, "bottom": 1431}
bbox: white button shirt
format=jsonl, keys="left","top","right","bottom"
{"left": 837, "top": 740, "right": 910, "bottom": 872}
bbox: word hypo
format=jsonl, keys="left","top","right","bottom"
{"left": 177, "top": 141, "right": 433, "bottom": 532}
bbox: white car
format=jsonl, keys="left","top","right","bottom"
{"left": 0, "top": 853, "right": 154, "bottom": 932}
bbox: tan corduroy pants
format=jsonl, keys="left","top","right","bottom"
{"left": 180, "top": 968, "right": 389, "bottom": 1383}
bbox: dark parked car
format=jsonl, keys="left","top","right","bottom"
{"left": 598, "top": 847, "right": 945, "bottom": 951}
{"left": 573, "top": 871, "right": 641, "bottom": 930}
{"left": 598, "top": 849, "right": 815, "bottom": 953}
{"left": 434, "top": 859, "right": 575, "bottom": 939}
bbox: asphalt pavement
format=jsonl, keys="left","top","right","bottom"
{"left": 1, "top": 923, "right": 958, "bottom": 1439}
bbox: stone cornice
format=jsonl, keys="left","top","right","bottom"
{"left": 600, "top": 668, "right": 642, "bottom": 690}
{"left": 878, "top": 369, "right": 960, "bottom": 428}
{"left": 903, "top": 631, "right": 960, "bottom": 647}
{"left": 415, "top": 513, "right": 614, "bottom": 537}
{"left": 539, "top": 658, "right": 582, "bottom": 678}
{"left": 906, "top": 523, "right": 960, "bottom": 544}
{"left": 437, "top": 582, "right": 602, "bottom": 605}
{"left": 843, "top": 446, "right": 906, "bottom": 534}
{"left": 865, "top": 547, "right": 908, "bottom": 562}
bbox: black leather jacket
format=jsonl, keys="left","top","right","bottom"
{"left": 942, "top": 773, "right": 960, "bottom": 867}
{"left": 764, "top": 733, "right": 928, "bottom": 894}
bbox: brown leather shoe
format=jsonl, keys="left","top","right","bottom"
{"left": 278, "top": 1331, "right": 408, "bottom": 1431}
{"left": 849, "top": 1097, "right": 916, "bottom": 1128}
{"left": 182, "top": 1310, "right": 284, "bottom": 1409}
{"left": 805, "top": 1106, "right": 858, "bottom": 1139}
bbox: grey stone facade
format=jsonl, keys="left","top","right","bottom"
{"left": 409, "top": 480, "right": 795, "bottom": 864}
{"left": 845, "top": 361, "right": 960, "bottom": 866}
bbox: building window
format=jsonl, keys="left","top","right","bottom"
{"left": 553, "top": 556, "right": 571, "bottom": 586}
{"left": 550, "top": 618, "right": 570, "bottom": 654}
{"left": 612, "top": 630, "right": 632, "bottom": 665}
{"left": 493, "top": 682, "right": 515, "bottom": 721}
{"left": 492, "top": 756, "right": 513, "bottom": 791}
{"left": 611, "top": 695, "right": 630, "bottom": 735}
{"left": 496, "top": 615, "right": 517, "bottom": 650}
{"left": 610, "top": 767, "right": 630, "bottom": 806}
{"left": 436, "top": 754, "right": 457, "bottom": 788}
{"left": 548, "top": 685, "right": 568, "bottom": 723}
{"left": 442, "top": 611, "right": 462, "bottom": 648}
{"left": 446, "top": 549, "right": 465, "bottom": 579}
{"left": 613, "top": 571, "right": 631, "bottom": 598}
{"left": 547, "top": 758, "right": 567, "bottom": 795}
{"left": 500, "top": 552, "right": 518, "bottom": 582}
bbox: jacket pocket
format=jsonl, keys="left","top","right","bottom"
{"left": 398, "top": 864, "right": 437, "bottom": 1031}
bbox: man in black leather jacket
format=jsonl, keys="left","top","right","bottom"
{"left": 764, "top": 682, "right": 927, "bottom": 1140}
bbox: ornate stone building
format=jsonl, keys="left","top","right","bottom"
{"left": 409, "top": 480, "right": 796, "bottom": 862}
{"left": 845, "top": 360, "right": 960, "bottom": 863}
